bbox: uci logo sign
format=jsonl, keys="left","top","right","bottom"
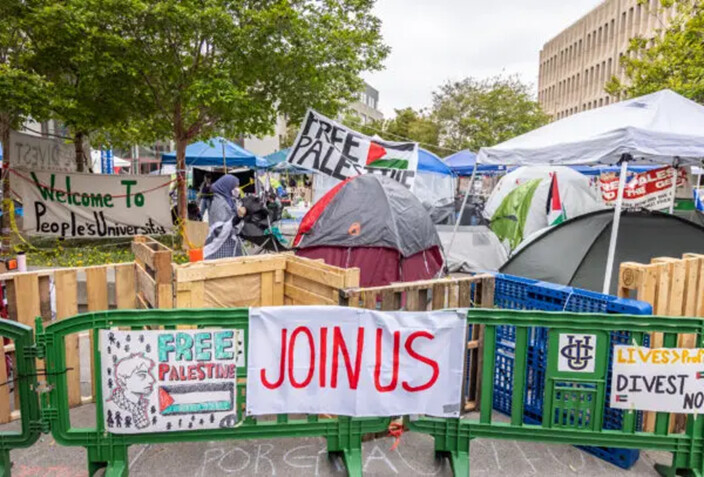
{"left": 558, "top": 334, "right": 596, "bottom": 373}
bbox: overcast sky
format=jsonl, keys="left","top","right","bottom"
{"left": 363, "top": 0, "right": 603, "bottom": 116}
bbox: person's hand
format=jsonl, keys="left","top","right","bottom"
{"left": 237, "top": 206, "right": 247, "bottom": 218}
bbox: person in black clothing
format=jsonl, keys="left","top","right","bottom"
{"left": 198, "top": 173, "right": 214, "bottom": 216}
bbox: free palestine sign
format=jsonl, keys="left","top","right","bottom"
{"left": 286, "top": 109, "right": 419, "bottom": 190}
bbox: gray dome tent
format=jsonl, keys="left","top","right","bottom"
{"left": 500, "top": 209, "right": 704, "bottom": 295}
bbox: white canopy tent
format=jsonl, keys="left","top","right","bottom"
{"left": 453, "top": 89, "right": 704, "bottom": 293}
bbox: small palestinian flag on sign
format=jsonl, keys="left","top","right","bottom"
{"left": 615, "top": 395, "right": 628, "bottom": 403}
{"left": 365, "top": 140, "right": 416, "bottom": 170}
{"left": 546, "top": 173, "right": 566, "bottom": 226}
{"left": 696, "top": 371, "right": 704, "bottom": 379}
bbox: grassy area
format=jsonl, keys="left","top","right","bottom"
{"left": 18, "top": 236, "right": 188, "bottom": 268}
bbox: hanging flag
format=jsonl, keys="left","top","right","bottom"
{"left": 695, "top": 188, "right": 704, "bottom": 213}
{"left": 546, "top": 173, "right": 566, "bottom": 226}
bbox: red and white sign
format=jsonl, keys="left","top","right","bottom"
{"left": 599, "top": 166, "right": 690, "bottom": 210}
{"left": 246, "top": 306, "right": 467, "bottom": 418}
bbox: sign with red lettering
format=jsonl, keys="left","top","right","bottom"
{"left": 100, "top": 329, "right": 242, "bottom": 434}
{"left": 246, "top": 307, "right": 466, "bottom": 418}
{"left": 599, "top": 166, "right": 690, "bottom": 210}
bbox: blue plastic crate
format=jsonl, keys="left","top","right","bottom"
{"left": 492, "top": 273, "right": 653, "bottom": 470}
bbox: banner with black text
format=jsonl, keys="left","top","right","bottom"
{"left": 287, "top": 110, "right": 419, "bottom": 190}
{"left": 17, "top": 170, "right": 172, "bottom": 237}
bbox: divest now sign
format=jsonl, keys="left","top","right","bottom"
{"left": 610, "top": 346, "right": 704, "bottom": 413}
{"left": 246, "top": 306, "right": 466, "bottom": 418}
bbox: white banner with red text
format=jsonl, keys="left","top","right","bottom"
{"left": 599, "top": 166, "right": 691, "bottom": 210}
{"left": 246, "top": 306, "right": 466, "bottom": 418}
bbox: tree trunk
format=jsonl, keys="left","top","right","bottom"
{"left": 74, "top": 131, "right": 85, "bottom": 172}
{"left": 176, "top": 137, "right": 187, "bottom": 225}
{"left": 1, "top": 120, "right": 12, "bottom": 254}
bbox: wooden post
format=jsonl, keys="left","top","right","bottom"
{"left": 55, "top": 270, "right": 81, "bottom": 407}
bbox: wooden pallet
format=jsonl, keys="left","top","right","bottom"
{"left": 340, "top": 274, "right": 495, "bottom": 413}
{"left": 618, "top": 253, "right": 704, "bottom": 432}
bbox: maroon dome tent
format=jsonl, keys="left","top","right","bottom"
{"left": 294, "top": 175, "right": 444, "bottom": 287}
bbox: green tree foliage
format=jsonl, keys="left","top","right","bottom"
{"left": 606, "top": 1, "right": 704, "bottom": 102}
{"left": 432, "top": 74, "right": 550, "bottom": 152}
{"left": 0, "top": 0, "right": 50, "bottom": 248}
{"left": 28, "top": 1, "right": 151, "bottom": 171}
{"left": 91, "top": 0, "right": 388, "bottom": 221}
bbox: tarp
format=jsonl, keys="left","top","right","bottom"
{"left": 500, "top": 209, "right": 704, "bottom": 295}
{"left": 478, "top": 90, "right": 704, "bottom": 167}
{"left": 444, "top": 150, "right": 505, "bottom": 175}
{"left": 264, "top": 148, "right": 290, "bottom": 167}
{"left": 161, "top": 137, "right": 268, "bottom": 168}
{"left": 484, "top": 166, "right": 604, "bottom": 249}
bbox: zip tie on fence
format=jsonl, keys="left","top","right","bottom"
{"left": 0, "top": 367, "right": 74, "bottom": 388}
{"left": 388, "top": 420, "right": 404, "bottom": 451}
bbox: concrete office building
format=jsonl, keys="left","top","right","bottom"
{"left": 348, "top": 82, "right": 383, "bottom": 124}
{"left": 538, "top": 0, "right": 677, "bottom": 119}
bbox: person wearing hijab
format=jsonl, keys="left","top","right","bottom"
{"left": 204, "top": 175, "right": 246, "bottom": 259}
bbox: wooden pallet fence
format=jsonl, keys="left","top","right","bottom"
{"left": 174, "top": 254, "right": 360, "bottom": 308}
{"left": 618, "top": 253, "right": 704, "bottom": 432}
{"left": 0, "top": 262, "right": 137, "bottom": 421}
{"left": 339, "top": 274, "right": 495, "bottom": 413}
{"left": 132, "top": 235, "right": 173, "bottom": 309}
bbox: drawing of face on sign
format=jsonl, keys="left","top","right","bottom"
{"left": 110, "top": 353, "right": 156, "bottom": 429}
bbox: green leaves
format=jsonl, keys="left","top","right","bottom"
{"left": 613, "top": 0, "right": 704, "bottom": 103}
{"left": 432, "top": 75, "right": 550, "bottom": 152}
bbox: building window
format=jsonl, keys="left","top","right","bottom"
{"left": 610, "top": 19, "right": 615, "bottom": 39}
{"left": 599, "top": 98, "right": 604, "bottom": 107}
{"left": 605, "top": 97, "right": 610, "bottom": 105}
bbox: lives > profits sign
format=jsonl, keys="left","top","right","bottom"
{"left": 610, "top": 346, "right": 704, "bottom": 413}
{"left": 100, "top": 329, "right": 243, "bottom": 434}
{"left": 246, "top": 306, "right": 466, "bottom": 418}
{"left": 18, "top": 171, "right": 172, "bottom": 237}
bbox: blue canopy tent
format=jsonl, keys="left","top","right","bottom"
{"left": 415, "top": 149, "right": 456, "bottom": 223}
{"left": 444, "top": 150, "right": 506, "bottom": 175}
{"left": 161, "top": 137, "right": 268, "bottom": 168}
{"left": 264, "top": 148, "right": 290, "bottom": 168}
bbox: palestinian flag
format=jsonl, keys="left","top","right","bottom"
{"left": 365, "top": 141, "right": 412, "bottom": 170}
{"left": 696, "top": 371, "right": 704, "bottom": 379}
{"left": 615, "top": 395, "right": 628, "bottom": 403}
{"left": 546, "top": 173, "right": 566, "bottom": 226}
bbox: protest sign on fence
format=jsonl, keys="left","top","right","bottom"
{"left": 286, "top": 110, "right": 419, "bottom": 190}
{"left": 246, "top": 306, "right": 466, "bottom": 418}
{"left": 610, "top": 345, "right": 704, "bottom": 413}
{"left": 100, "top": 329, "right": 242, "bottom": 434}
{"left": 8, "top": 130, "right": 77, "bottom": 172}
{"left": 599, "top": 166, "right": 691, "bottom": 210}
{"left": 17, "top": 170, "right": 173, "bottom": 237}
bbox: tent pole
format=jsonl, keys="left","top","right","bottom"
{"left": 447, "top": 161, "right": 479, "bottom": 256}
{"left": 668, "top": 165, "right": 678, "bottom": 214}
{"left": 222, "top": 140, "right": 227, "bottom": 172}
{"left": 602, "top": 159, "right": 629, "bottom": 295}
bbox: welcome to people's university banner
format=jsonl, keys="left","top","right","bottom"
{"left": 599, "top": 166, "right": 691, "bottom": 210}
{"left": 246, "top": 306, "right": 466, "bottom": 418}
{"left": 17, "top": 170, "right": 173, "bottom": 237}
{"left": 286, "top": 109, "right": 420, "bottom": 190}
{"left": 100, "top": 329, "right": 243, "bottom": 434}
{"left": 610, "top": 345, "right": 704, "bottom": 413}
{"left": 8, "top": 130, "right": 77, "bottom": 172}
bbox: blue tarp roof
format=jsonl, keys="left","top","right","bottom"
{"left": 418, "top": 148, "right": 453, "bottom": 175}
{"left": 570, "top": 165, "right": 659, "bottom": 176}
{"left": 443, "top": 149, "right": 506, "bottom": 175}
{"left": 264, "top": 148, "right": 290, "bottom": 167}
{"left": 161, "top": 137, "right": 268, "bottom": 168}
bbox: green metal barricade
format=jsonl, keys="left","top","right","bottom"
{"left": 38, "top": 308, "right": 390, "bottom": 477}
{"left": 407, "top": 308, "right": 704, "bottom": 477}
{"left": 0, "top": 320, "right": 41, "bottom": 477}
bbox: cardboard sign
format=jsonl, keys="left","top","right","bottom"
{"left": 287, "top": 110, "right": 419, "bottom": 190}
{"left": 17, "top": 170, "right": 173, "bottom": 237}
{"left": 246, "top": 306, "right": 466, "bottom": 418}
{"left": 600, "top": 166, "right": 690, "bottom": 210}
{"left": 8, "top": 130, "right": 77, "bottom": 172}
{"left": 100, "top": 329, "right": 243, "bottom": 434}
{"left": 610, "top": 346, "right": 704, "bottom": 413}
